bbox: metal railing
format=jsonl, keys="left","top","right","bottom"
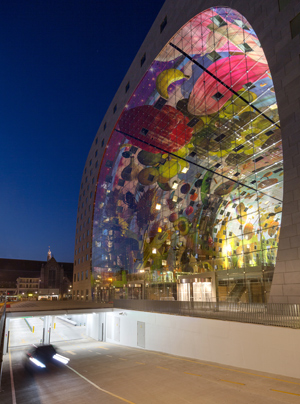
{"left": 113, "top": 300, "right": 300, "bottom": 329}
{"left": 0, "top": 303, "right": 7, "bottom": 390}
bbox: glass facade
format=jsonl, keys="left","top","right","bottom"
{"left": 92, "top": 7, "right": 282, "bottom": 303}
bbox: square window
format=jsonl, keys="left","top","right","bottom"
{"left": 211, "top": 15, "right": 227, "bottom": 27}
{"left": 214, "top": 134, "right": 226, "bottom": 142}
{"left": 212, "top": 92, "right": 224, "bottom": 101}
{"left": 207, "top": 50, "right": 221, "bottom": 62}
{"left": 239, "top": 42, "right": 253, "bottom": 52}
{"left": 140, "top": 128, "right": 149, "bottom": 136}
{"left": 154, "top": 97, "right": 167, "bottom": 110}
{"left": 187, "top": 117, "right": 200, "bottom": 128}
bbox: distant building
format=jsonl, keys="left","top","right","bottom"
{"left": 0, "top": 248, "right": 73, "bottom": 300}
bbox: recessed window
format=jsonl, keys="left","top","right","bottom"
{"left": 89, "top": 159, "right": 92, "bottom": 166}
{"left": 95, "top": 161, "right": 98, "bottom": 168}
{"left": 125, "top": 81, "right": 130, "bottom": 93}
{"left": 85, "top": 270, "right": 88, "bottom": 279}
{"left": 212, "top": 92, "right": 224, "bottom": 101}
{"left": 104, "top": 122, "right": 106, "bottom": 131}
{"left": 141, "top": 53, "right": 146, "bottom": 67}
{"left": 211, "top": 15, "right": 227, "bottom": 27}
{"left": 101, "top": 139, "right": 104, "bottom": 147}
{"left": 207, "top": 51, "right": 221, "bottom": 62}
{"left": 113, "top": 104, "right": 117, "bottom": 114}
{"left": 238, "top": 42, "right": 253, "bottom": 52}
{"left": 95, "top": 137, "right": 98, "bottom": 145}
{"left": 86, "top": 254, "right": 89, "bottom": 261}
{"left": 160, "top": 16, "right": 167, "bottom": 33}
{"left": 95, "top": 150, "right": 98, "bottom": 157}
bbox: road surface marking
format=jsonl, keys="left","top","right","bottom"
{"left": 157, "top": 366, "right": 168, "bottom": 370}
{"left": 98, "top": 346, "right": 109, "bottom": 350}
{"left": 88, "top": 350, "right": 93, "bottom": 352}
{"left": 66, "top": 350, "right": 76, "bottom": 355}
{"left": 185, "top": 372, "right": 202, "bottom": 377}
{"left": 221, "top": 379, "right": 245, "bottom": 386}
{"left": 271, "top": 389, "right": 300, "bottom": 396}
{"left": 8, "top": 348, "right": 16, "bottom": 404}
{"left": 135, "top": 362, "right": 145, "bottom": 365}
{"left": 67, "top": 365, "right": 136, "bottom": 404}
{"left": 119, "top": 358, "right": 127, "bottom": 361}
{"left": 106, "top": 355, "right": 112, "bottom": 357}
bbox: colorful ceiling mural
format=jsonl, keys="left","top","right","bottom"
{"left": 92, "top": 7, "right": 283, "bottom": 286}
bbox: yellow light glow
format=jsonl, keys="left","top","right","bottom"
{"left": 155, "top": 203, "right": 161, "bottom": 210}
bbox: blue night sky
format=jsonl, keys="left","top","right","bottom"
{"left": 0, "top": 0, "right": 165, "bottom": 263}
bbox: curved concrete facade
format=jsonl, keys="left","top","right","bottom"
{"left": 73, "top": 0, "right": 300, "bottom": 303}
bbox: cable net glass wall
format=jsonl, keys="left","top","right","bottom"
{"left": 92, "top": 7, "right": 282, "bottom": 303}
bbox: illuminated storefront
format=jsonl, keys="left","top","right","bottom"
{"left": 91, "top": 7, "right": 282, "bottom": 303}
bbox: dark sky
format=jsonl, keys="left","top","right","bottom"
{"left": 0, "top": 0, "right": 165, "bottom": 263}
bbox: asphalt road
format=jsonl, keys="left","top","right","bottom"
{"left": 1, "top": 338, "right": 300, "bottom": 404}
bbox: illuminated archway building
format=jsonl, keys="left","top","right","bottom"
{"left": 73, "top": 0, "right": 300, "bottom": 304}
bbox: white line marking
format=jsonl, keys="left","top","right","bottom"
{"left": 66, "top": 365, "right": 135, "bottom": 403}
{"left": 9, "top": 350, "right": 17, "bottom": 404}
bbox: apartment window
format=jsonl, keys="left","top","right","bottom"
{"left": 78, "top": 247, "right": 81, "bottom": 253}
{"left": 113, "top": 104, "right": 117, "bottom": 114}
{"left": 101, "top": 139, "right": 104, "bottom": 147}
{"left": 95, "top": 150, "right": 98, "bottom": 157}
{"left": 92, "top": 177, "right": 95, "bottom": 184}
{"left": 81, "top": 271, "right": 84, "bottom": 281}
{"left": 95, "top": 137, "right": 98, "bottom": 145}
{"left": 141, "top": 53, "right": 146, "bottom": 66}
{"left": 86, "top": 270, "right": 88, "bottom": 279}
{"left": 90, "top": 169, "right": 93, "bottom": 176}
{"left": 88, "top": 218, "right": 90, "bottom": 224}
{"left": 95, "top": 161, "right": 98, "bottom": 168}
{"left": 77, "top": 272, "right": 80, "bottom": 280}
{"left": 86, "top": 254, "right": 89, "bottom": 261}
{"left": 125, "top": 81, "right": 130, "bottom": 93}
{"left": 74, "top": 274, "right": 76, "bottom": 282}
{"left": 86, "top": 289, "right": 89, "bottom": 300}
{"left": 87, "top": 230, "right": 89, "bottom": 236}
{"left": 86, "top": 242, "right": 89, "bottom": 248}
{"left": 104, "top": 122, "right": 106, "bottom": 131}
{"left": 75, "top": 249, "right": 77, "bottom": 255}
{"left": 85, "top": 168, "right": 87, "bottom": 174}
{"left": 89, "top": 204, "right": 91, "bottom": 212}
{"left": 90, "top": 191, "right": 93, "bottom": 198}
{"left": 160, "top": 15, "right": 167, "bottom": 33}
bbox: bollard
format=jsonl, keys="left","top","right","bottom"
{"left": 32, "top": 326, "right": 34, "bottom": 333}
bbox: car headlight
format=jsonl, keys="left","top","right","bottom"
{"left": 29, "top": 357, "right": 46, "bottom": 368}
{"left": 52, "top": 354, "right": 70, "bottom": 365}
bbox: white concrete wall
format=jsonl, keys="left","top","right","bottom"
{"left": 105, "top": 310, "right": 300, "bottom": 379}
{"left": 86, "top": 312, "right": 106, "bottom": 341}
